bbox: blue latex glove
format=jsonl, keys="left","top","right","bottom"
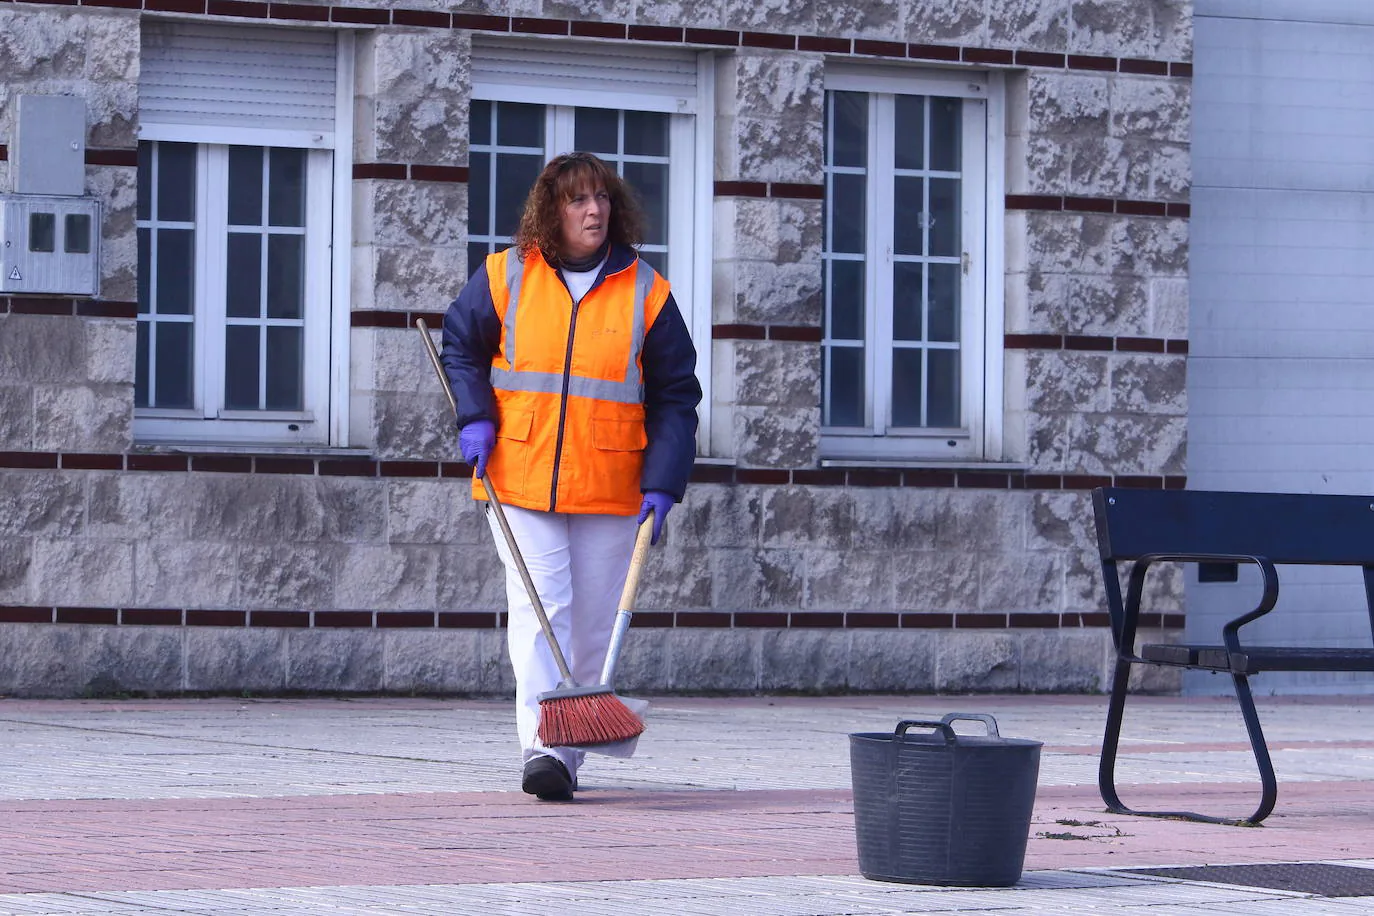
{"left": 458, "top": 419, "right": 495, "bottom": 478}
{"left": 637, "top": 490, "right": 675, "bottom": 545}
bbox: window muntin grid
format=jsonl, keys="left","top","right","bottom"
{"left": 468, "top": 101, "right": 672, "bottom": 276}
{"left": 822, "top": 89, "right": 969, "bottom": 434}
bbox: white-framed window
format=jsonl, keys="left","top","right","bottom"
{"left": 821, "top": 65, "right": 1004, "bottom": 462}
{"left": 469, "top": 39, "right": 714, "bottom": 453}
{"left": 134, "top": 23, "right": 353, "bottom": 447}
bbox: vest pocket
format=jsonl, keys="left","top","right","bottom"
{"left": 490, "top": 408, "right": 534, "bottom": 500}
{"left": 590, "top": 416, "right": 647, "bottom": 510}
{"left": 592, "top": 417, "right": 648, "bottom": 452}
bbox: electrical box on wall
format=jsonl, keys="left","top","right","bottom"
{"left": 15, "top": 95, "right": 87, "bottom": 197}
{"left": 0, "top": 196, "right": 102, "bottom": 296}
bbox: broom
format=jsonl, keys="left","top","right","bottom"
{"left": 414, "top": 319, "right": 645, "bottom": 747}
{"left": 540, "top": 511, "right": 654, "bottom": 748}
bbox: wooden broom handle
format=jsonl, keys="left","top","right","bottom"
{"left": 620, "top": 514, "right": 655, "bottom": 612}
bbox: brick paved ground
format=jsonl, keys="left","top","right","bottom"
{"left": 0, "top": 693, "right": 1371, "bottom": 913}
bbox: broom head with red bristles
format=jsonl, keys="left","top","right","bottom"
{"left": 537, "top": 684, "right": 645, "bottom": 747}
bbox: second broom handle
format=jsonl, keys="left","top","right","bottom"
{"left": 600, "top": 515, "right": 654, "bottom": 686}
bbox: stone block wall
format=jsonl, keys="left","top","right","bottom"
{"left": 0, "top": 0, "right": 1190, "bottom": 698}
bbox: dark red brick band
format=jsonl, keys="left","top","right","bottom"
{"left": 6, "top": 0, "right": 1192, "bottom": 78}
{"left": 2, "top": 297, "right": 138, "bottom": 318}
{"left": 714, "top": 181, "right": 825, "bottom": 200}
{"left": 711, "top": 323, "right": 823, "bottom": 342}
{"left": 352, "top": 163, "right": 468, "bottom": 183}
{"left": 0, "top": 604, "right": 1183, "bottom": 630}
{"left": 1007, "top": 194, "right": 1190, "bottom": 219}
{"left": 0, "top": 450, "right": 1186, "bottom": 494}
{"left": 1004, "top": 333, "right": 1188, "bottom": 355}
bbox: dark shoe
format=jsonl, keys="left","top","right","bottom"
{"left": 522, "top": 755, "right": 574, "bottom": 801}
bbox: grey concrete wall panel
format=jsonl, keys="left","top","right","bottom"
{"left": 1193, "top": 16, "right": 1374, "bottom": 193}
{"left": 1189, "top": 1, "right": 1374, "bottom": 695}
{"left": 1191, "top": 188, "right": 1374, "bottom": 360}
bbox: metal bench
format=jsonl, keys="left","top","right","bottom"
{"left": 1092, "top": 486, "right": 1374, "bottom": 826}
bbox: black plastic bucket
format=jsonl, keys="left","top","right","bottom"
{"left": 849, "top": 713, "right": 1042, "bottom": 886}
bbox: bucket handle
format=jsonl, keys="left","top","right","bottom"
{"left": 893, "top": 713, "right": 1000, "bottom": 744}
{"left": 941, "top": 712, "right": 1000, "bottom": 737}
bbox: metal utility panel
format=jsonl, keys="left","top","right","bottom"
{"left": 0, "top": 196, "right": 102, "bottom": 296}
{"left": 14, "top": 95, "right": 87, "bottom": 197}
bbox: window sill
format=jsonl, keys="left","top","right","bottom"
{"left": 131, "top": 442, "right": 373, "bottom": 459}
{"left": 819, "top": 458, "right": 1030, "bottom": 472}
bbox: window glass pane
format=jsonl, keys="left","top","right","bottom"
{"left": 156, "top": 229, "right": 194, "bottom": 315}
{"left": 928, "top": 263, "right": 960, "bottom": 342}
{"left": 575, "top": 107, "right": 619, "bottom": 153}
{"left": 155, "top": 322, "right": 194, "bottom": 409}
{"left": 894, "top": 95, "right": 925, "bottom": 170}
{"left": 30, "top": 212, "right": 59, "bottom": 252}
{"left": 226, "top": 233, "right": 261, "bottom": 318}
{"left": 65, "top": 214, "right": 91, "bottom": 254}
{"left": 638, "top": 249, "right": 666, "bottom": 274}
{"left": 827, "top": 259, "right": 864, "bottom": 340}
{"left": 930, "top": 97, "right": 962, "bottom": 171}
{"left": 825, "top": 345, "right": 864, "bottom": 427}
{"left": 267, "top": 234, "right": 304, "bottom": 320}
{"left": 135, "top": 321, "right": 150, "bottom": 408}
{"left": 468, "top": 243, "right": 489, "bottom": 278}
{"left": 927, "top": 348, "right": 960, "bottom": 427}
{"left": 929, "top": 178, "right": 960, "bottom": 257}
{"left": 28, "top": 213, "right": 54, "bottom": 252}
{"left": 228, "top": 146, "right": 263, "bottom": 227}
{"left": 829, "top": 91, "right": 866, "bottom": 168}
{"left": 893, "top": 176, "right": 925, "bottom": 255}
{"left": 266, "top": 326, "right": 303, "bottom": 410}
{"left": 268, "top": 148, "right": 306, "bottom": 228}
{"left": 830, "top": 173, "right": 865, "bottom": 253}
{"left": 891, "top": 348, "right": 923, "bottom": 427}
{"left": 224, "top": 325, "right": 260, "bottom": 410}
{"left": 137, "top": 228, "right": 150, "bottom": 314}
{"left": 469, "top": 152, "right": 491, "bottom": 235}
{"left": 624, "top": 161, "right": 667, "bottom": 247}
{"left": 137, "top": 143, "right": 151, "bottom": 221}
{"left": 471, "top": 99, "right": 491, "bottom": 145}
{"left": 496, "top": 101, "right": 544, "bottom": 147}
{"left": 624, "top": 110, "right": 668, "bottom": 157}
{"left": 469, "top": 241, "right": 491, "bottom": 277}
{"left": 157, "top": 142, "right": 196, "bottom": 222}
{"left": 892, "top": 261, "right": 923, "bottom": 341}
{"left": 495, "top": 154, "right": 544, "bottom": 237}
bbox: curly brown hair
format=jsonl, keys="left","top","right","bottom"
{"left": 513, "top": 152, "right": 645, "bottom": 264}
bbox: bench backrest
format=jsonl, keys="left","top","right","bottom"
{"left": 1093, "top": 487, "right": 1374, "bottom": 565}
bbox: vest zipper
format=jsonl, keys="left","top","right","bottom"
{"left": 546, "top": 257, "right": 630, "bottom": 512}
{"left": 549, "top": 297, "right": 580, "bottom": 512}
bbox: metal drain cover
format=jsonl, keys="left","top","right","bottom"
{"left": 1126, "top": 863, "right": 1374, "bottom": 897}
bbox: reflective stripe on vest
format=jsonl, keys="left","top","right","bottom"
{"left": 489, "top": 254, "right": 652, "bottom": 405}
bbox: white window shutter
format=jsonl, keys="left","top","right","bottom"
{"left": 140, "top": 23, "right": 338, "bottom": 145}
{"left": 472, "top": 38, "right": 699, "bottom": 114}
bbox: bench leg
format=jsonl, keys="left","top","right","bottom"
{"left": 1098, "top": 655, "right": 1275, "bottom": 826}
{"left": 1232, "top": 671, "right": 1278, "bottom": 825}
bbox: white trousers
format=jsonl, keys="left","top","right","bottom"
{"left": 485, "top": 504, "right": 638, "bottom": 777}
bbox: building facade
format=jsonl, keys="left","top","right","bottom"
{"left": 0, "top": 0, "right": 1191, "bottom": 697}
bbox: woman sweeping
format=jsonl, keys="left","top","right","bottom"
{"left": 440, "top": 152, "right": 701, "bottom": 801}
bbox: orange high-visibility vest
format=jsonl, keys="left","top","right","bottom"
{"left": 473, "top": 247, "right": 673, "bottom": 515}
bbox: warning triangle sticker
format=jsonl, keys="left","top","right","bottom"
{"left": 7, "top": 266, "right": 19, "bottom": 281}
